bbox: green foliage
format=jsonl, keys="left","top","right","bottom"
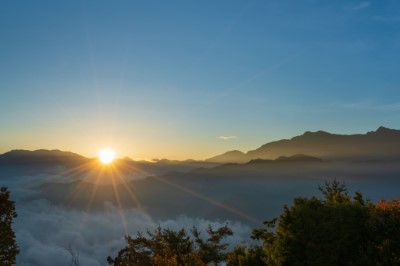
{"left": 192, "top": 224, "right": 233, "bottom": 264}
{"left": 318, "top": 179, "right": 350, "bottom": 203}
{"left": 252, "top": 180, "right": 400, "bottom": 265}
{"left": 0, "top": 187, "right": 19, "bottom": 266}
{"left": 226, "top": 244, "right": 267, "bottom": 266}
{"left": 107, "top": 224, "right": 232, "bottom": 266}
{"left": 108, "top": 180, "right": 400, "bottom": 265}
{"left": 368, "top": 199, "right": 400, "bottom": 265}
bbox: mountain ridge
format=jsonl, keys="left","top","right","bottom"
{"left": 1, "top": 127, "right": 399, "bottom": 165}
{"left": 206, "top": 126, "right": 400, "bottom": 163}
{"left": 0, "top": 149, "right": 88, "bottom": 165}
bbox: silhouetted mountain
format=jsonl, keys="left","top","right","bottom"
{"left": 152, "top": 158, "right": 202, "bottom": 164}
{"left": 246, "top": 154, "right": 323, "bottom": 164}
{"left": 0, "top": 149, "right": 219, "bottom": 180}
{"left": 274, "top": 154, "right": 324, "bottom": 163}
{"left": 198, "top": 154, "right": 327, "bottom": 175}
{"left": 0, "top": 149, "right": 88, "bottom": 165}
{"left": 206, "top": 150, "right": 247, "bottom": 163}
{"left": 206, "top": 127, "right": 400, "bottom": 163}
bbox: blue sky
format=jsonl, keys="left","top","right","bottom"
{"left": 1, "top": 0, "right": 400, "bottom": 159}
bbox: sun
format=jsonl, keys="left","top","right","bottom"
{"left": 98, "top": 149, "right": 116, "bottom": 164}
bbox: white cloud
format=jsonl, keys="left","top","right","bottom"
{"left": 219, "top": 136, "right": 238, "bottom": 140}
{"left": 0, "top": 173, "right": 253, "bottom": 266}
{"left": 13, "top": 199, "right": 252, "bottom": 266}
{"left": 15, "top": 200, "right": 155, "bottom": 266}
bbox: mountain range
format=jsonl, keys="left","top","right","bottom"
{"left": 206, "top": 126, "right": 400, "bottom": 163}
{"left": 3, "top": 127, "right": 400, "bottom": 225}
{"left": 1, "top": 127, "right": 399, "bottom": 168}
{"left": 0, "top": 149, "right": 87, "bottom": 165}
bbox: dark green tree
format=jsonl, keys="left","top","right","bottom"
{"left": 108, "top": 181, "right": 400, "bottom": 265}
{"left": 192, "top": 224, "right": 233, "bottom": 264}
{"left": 252, "top": 180, "right": 371, "bottom": 265}
{"left": 0, "top": 187, "right": 19, "bottom": 265}
{"left": 226, "top": 244, "right": 267, "bottom": 266}
{"left": 107, "top": 224, "right": 232, "bottom": 266}
{"left": 368, "top": 199, "right": 400, "bottom": 265}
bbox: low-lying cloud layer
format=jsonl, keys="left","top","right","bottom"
{"left": 4, "top": 159, "right": 400, "bottom": 265}
{"left": 3, "top": 173, "right": 252, "bottom": 266}
{"left": 15, "top": 200, "right": 251, "bottom": 266}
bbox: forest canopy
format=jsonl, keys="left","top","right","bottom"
{"left": 108, "top": 180, "right": 400, "bottom": 265}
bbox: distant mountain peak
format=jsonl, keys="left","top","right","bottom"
{"left": 0, "top": 149, "right": 87, "bottom": 165}
{"left": 301, "top": 130, "right": 332, "bottom": 137}
{"left": 376, "top": 126, "right": 397, "bottom": 133}
{"left": 3, "top": 149, "right": 83, "bottom": 157}
{"left": 303, "top": 130, "right": 329, "bottom": 134}
{"left": 225, "top": 150, "right": 245, "bottom": 155}
{"left": 205, "top": 150, "right": 247, "bottom": 163}
{"left": 366, "top": 126, "right": 400, "bottom": 135}
{"left": 207, "top": 127, "right": 400, "bottom": 163}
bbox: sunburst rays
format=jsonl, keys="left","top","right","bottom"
{"left": 47, "top": 158, "right": 261, "bottom": 232}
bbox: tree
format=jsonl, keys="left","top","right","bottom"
{"left": 107, "top": 224, "right": 232, "bottom": 266}
{"left": 226, "top": 244, "right": 267, "bottom": 266}
{"left": 108, "top": 181, "right": 400, "bottom": 265}
{"left": 0, "top": 187, "right": 19, "bottom": 265}
{"left": 252, "top": 180, "right": 371, "bottom": 265}
{"left": 368, "top": 199, "right": 400, "bottom": 265}
{"left": 250, "top": 180, "right": 400, "bottom": 265}
{"left": 192, "top": 224, "right": 233, "bottom": 264}
{"left": 318, "top": 179, "right": 350, "bottom": 203}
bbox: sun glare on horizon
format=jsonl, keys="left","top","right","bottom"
{"left": 99, "top": 149, "right": 116, "bottom": 164}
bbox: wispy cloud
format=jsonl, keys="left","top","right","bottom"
{"left": 219, "top": 136, "right": 238, "bottom": 140}
{"left": 345, "top": 1, "right": 370, "bottom": 11}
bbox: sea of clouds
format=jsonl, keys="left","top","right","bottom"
{"left": 2, "top": 173, "right": 252, "bottom": 266}
{"left": 5, "top": 164, "right": 400, "bottom": 265}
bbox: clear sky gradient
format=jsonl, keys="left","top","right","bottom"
{"left": 1, "top": 0, "right": 400, "bottom": 160}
